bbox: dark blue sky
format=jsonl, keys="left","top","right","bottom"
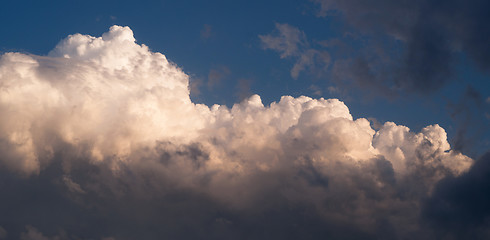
{"left": 1, "top": 0, "right": 488, "bottom": 156}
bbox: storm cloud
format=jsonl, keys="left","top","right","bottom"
{"left": 309, "top": 0, "right": 490, "bottom": 94}
{"left": 423, "top": 152, "right": 490, "bottom": 239}
{"left": 0, "top": 26, "right": 478, "bottom": 239}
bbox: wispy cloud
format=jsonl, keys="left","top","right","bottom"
{"left": 259, "top": 23, "right": 330, "bottom": 79}
{"left": 259, "top": 23, "right": 307, "bottom": 58}
{"left": 207, "top": 65, "right": 231, "bottom": 89}
{"left": 200, "top": 24, "right": 213, "bottom": 40}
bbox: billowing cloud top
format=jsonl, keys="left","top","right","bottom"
{"left": 0, "top": 26, "right": 475, "bottom": 239}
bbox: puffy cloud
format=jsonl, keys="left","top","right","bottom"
{"left": 0, "top": 26, "right": 474, "bottom": 239}
{"left": 0, "top": 25, "right": 208, "bottom": 175}
{"left": 373, "top": 122, "right": 472, "bottom": 177}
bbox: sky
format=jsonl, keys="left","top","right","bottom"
{"left": 0, "top": 0, "right": 489, "bottom": 239}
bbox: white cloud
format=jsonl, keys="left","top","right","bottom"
{"left": 0, "top": 26, "right": 474, "bottom": 237}
{"left": 0, "top": 26, "right": 207, "bottom": 175}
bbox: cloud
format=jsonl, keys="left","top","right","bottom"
{"left": 20, "top": 226, "right": 61, "bottom": 240}
{"left": 311, "top": 0, "right": 490, "bottom": 93}
{"left": 291, "top": 49, "right": 330, "bottom": 79}
{"left": 0, "top": 26, "right": 475, "bottom": 239}
{"left": 259, "top": 23, "right": 330, "bottom": 79}
{"left": 207, "top": 65, "right": 231, "bottom": 89}
{"left": 235, "top": 78, "right": 253, "bottom": 101}
{"left": 0, "top": 226, "right": 6, "bottom": 239}
{"left": 259, "top": 23, "right": 307, "bottom": 59}
{"left": 423, "top": 152, "right": 490, "bottom": 239}
{"left": 200, "top": 24, "right": 213, "bottom": 40}
{"left": 448, "top": 85, "right": 490, "bottom": 156}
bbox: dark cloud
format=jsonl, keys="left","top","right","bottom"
{"left": 312, "top": 0, "right": 490, "bottom": 94}
{"left": 423, "top": 152, "right": 490, "bottom": 239}
{"left": 448, "top": 85, "right": 490, "bottom": 156}
{"left": 0, "top": 144, "right": 438, "bottom": 240}
{"left": 0, "top": 142, "right": 379, "bottom": 240}
{"left": 0, "top": 227, "right": 6, "bottom": 239}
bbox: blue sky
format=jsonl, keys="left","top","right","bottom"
{"left": 0, "top": 1, "right": 489, "bottom": 239}
{"left": 1, "top": 1, "right": 489, "bottom": 117}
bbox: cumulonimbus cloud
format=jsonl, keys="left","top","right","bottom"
{"left": 0, "top": 26, "right": 475, "bottom": 239}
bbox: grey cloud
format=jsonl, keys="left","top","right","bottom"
{"left": 291, "top": 49, "right": 330, "bottom": 79}
{"left": 0, "top": 227, "right": 6, "bottom": 239}
{"left": 260, "top": 24, "right": 330, "bottom": 79}
{"left": 200, "top": 24, "right": 213, "bottom": 40}
{"left": 311, "top": 0, "right": 490, "bottom": 94}
{"left": 331, "top": 57, "right": 397, "bottom": 98}
{"left": 189, "top": 76, "right": 204, "bottom": 97}
{"left": 448, "top": 85, "right": 490, "bottom": 156}
{"left": 20, "top": 226, "right": 67, "bottom": 240}
{"left": 207, "top": 65, "right": 231, "bottom": 89}
{"left": 259, "top": 23, "right": 307, "bottom": 59}
{"left": 423, "top": 152, "right": 490, "bottom": 239}
{"left": 0, "top": 137, "right": 466, "bottom": 239}
{"left": 235, "top": 78, "right": 253, "bottom": 101}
